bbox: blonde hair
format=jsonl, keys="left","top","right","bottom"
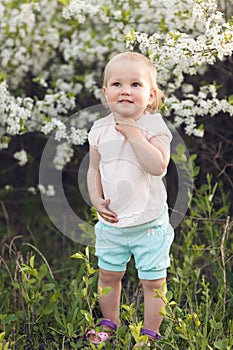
{"left": 102, "top": 51, "right": 164, "bottom": 112}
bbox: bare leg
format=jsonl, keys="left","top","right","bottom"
{"left": 98, "top": 268, "right": 125, "bottom": 326}
{"left": 140, "top": 277, "right": 166, "bottom": 332}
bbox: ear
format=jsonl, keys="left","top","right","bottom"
{"left": 149, "top": 88, "right": 156, "bottom": 104}
{"left": 102, "top": 86, "right": 107, "bottom": 96}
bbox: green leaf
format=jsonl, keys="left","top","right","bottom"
{"left": 38, "top": 264, "right": 48, "bottom": 282}
{"left": 50, "top": 290, "right": 60, "bottom": 302}
{"left": 2, "top": 314, "right": 18, "bottom": 324}
{"left": 198, "top": 123, "right": 204, "bottom": 131}
{"left": 214, "top": 339, "right": 229, "bottom": 349}
{"left": 159, "top": 306, "right": 167, "bottom": 317}
{"left": 124, "top": 28, "right": 136, "bottom": 42}
{"left": 30, "top": 255, "right": 35, "bottom": 268}
{"left": 0, "top": 72, "right": 7, "bottom": 83}
{"left": 228, "top": 94, "right": 233, "bottom": 105}
{"left": 99, "top": 286, "right": 112, "bottom": 296}
{"left": 169, "top": 301, "right": 177, "bottom": 307}
{"left": 43, "top": 302, "right": 55, "bottom": 315}
{"left": 28, "top": 278, "right": 37, "bottom": 285}
{"left": 12, "top": 282, "right": 20, "bottom": 289}
{"left": 57, "top": 0, "right": 70, "bottom": 5}
{"left": 41, "top": 283, "right": 55, "bottom": 292}
{"left": 210, "top": 319, "right": 223, "bottom": 330}
{"left": 166, "top": 290, "right": 173, "bottom": 302}
{"left": 71, "top": 252, "right": 86, "bottom": 260}
{"left": 53, "top": 306, "right": 64, "bottom": 327}
{"left": 0, "top": 332, "right": 6, "bottom": 341}
{"left": 80, "top": 310, "right": 94, "bottom": 324}
{"left": 87, "top": 265, "right": 97, "bottom": 275}
{"left": 67, "top": 322, "right": 74, "bottom": 337}
{"left": 85, "top": 246, "right": 90, "bottom": 259}
{"left": 20, "top": 266, "right": 38, "bottom": 278}
{"left": 176, "top": 143, "right": 185, "bottom": 153}
{"left": 89, "top": 342, "right": 98, "bottom": 350}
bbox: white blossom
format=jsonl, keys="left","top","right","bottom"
{"left": 28, "top": 186, "right": 37, "bottom": 195}
{"left": 53, "top": 142, "right": 74, "bottom": 170}
{"left": 37, "top": 184, "right": 46, "bottom": 195}
{"left": 0, "top": 0, "right": 232, "bottom": 146}
{"left": 73, "top": 110, "right": 100, "bottom": 128}
{"left": 69, "top": 127, "right": 88, "bottom": 145}
{"left": 0, "top": 141, "right": 9, "bottom": 150}
{"left": 41, "top": 118, "right": 67, "bottom": 141}
{"left": 37, "top": 184, "right": 56, "bottom": 197}
{"left": 13, "top": 149, "right": 28, "bottom": 166}
{"left": 46, "top": 185, "right": 56, "bottom": 197}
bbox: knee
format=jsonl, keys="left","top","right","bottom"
{"left": 99, "top": 269, "right": 125, "bottom": 286}
{"left": 140, "top": 277, "right": 166, "bottom": 292}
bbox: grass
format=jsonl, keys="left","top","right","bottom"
{"left": 0, "top": 174, "right": 232, "bottom": 349}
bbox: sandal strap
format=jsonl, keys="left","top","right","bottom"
{"left": 141, "top": 328, "right": 162, "bottom": 340}
{"left": 98, "top": 318, "right": 117, "bottom": 331}
{"left": 86, "top": 330, "right": 111, "bottom": 344}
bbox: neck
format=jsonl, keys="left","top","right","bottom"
{"left": 112, "top": 111, "right": 147, "bottom": 121}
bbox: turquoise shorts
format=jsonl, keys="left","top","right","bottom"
{"left": 95, "top": 206, "right": 174, "bottom": 280}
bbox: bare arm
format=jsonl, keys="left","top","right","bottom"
{"left": 115, "top": 118, "right": 170, "bottom": 176}
{"left": 87, "top": 146, "right": 118, "bottom": 223}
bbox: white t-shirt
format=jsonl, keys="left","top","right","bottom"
{"left": 88, "top": 112, "right": 172, "bottom": 227}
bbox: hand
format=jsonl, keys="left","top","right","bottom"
{"left": 115, "top": 117, "right": 140, "bottom": 140}
{"left": 93, "top": 198, "right": 118, "bottom": 223}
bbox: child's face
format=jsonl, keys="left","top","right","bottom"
{"left": 103, "top": 59, "right": 155, "bottom": 119}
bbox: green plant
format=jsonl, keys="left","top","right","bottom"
{"left": 0, "top": 331, "right": 13, "bottom": 350}
{"left": 0, "top": 153, "right": 232, "bottom": 349}
{"left": 153, "top": 173, "right": 233, "bottom": 350}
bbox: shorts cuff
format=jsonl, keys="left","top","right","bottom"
{"left": 98, "top": 261, "right": 126, "bottom": 273}
{"left": 138, "top": 268, "right": 167, "bottom": 280}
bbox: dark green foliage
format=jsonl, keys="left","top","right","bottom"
{"left": 0, "top": 169, "right": 232, "bottom": 349}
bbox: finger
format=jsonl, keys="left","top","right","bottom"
{"left": 101, "top": 209, "right": 117, "bottom": 218}
{"left": 102, "top": 198, "right": 110, "bottom": 204}
{"left": 100, "top": 210, "right": 118, "bottom": 222}
{"left": 103, "top": 215, "right": 119, "bottom": 223}
{"left": 100, "top": 215, "right": 118, "bottom": 223}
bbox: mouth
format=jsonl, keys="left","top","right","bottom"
{"left": 118, "top": 99, "right": 133, "bottom": 104}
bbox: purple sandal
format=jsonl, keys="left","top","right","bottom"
{"left": 135, "top": 328, "right": 162, "bottom": 348}
{"left": 86, "top": 319, "right": 117, "bottom": 345}
{"left": 140, "top": 328, "right": 162, "bottom": 340}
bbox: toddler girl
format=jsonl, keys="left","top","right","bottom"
{"left": 87, "top": 51, "right": 174, "bottom": 347}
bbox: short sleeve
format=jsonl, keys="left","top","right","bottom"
{"left": 88, "top": 114, "right": 116, "bottom": 149}
{"left": 139, "top": 113, "right": 172, "bottom": 142}
{"left": 88, "top": 126, "right": 98, "bottom": 149}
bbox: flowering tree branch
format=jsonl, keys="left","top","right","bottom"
{"left": 0, "top": 0, "right": 232, "bottom": 163}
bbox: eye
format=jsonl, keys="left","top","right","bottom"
{"left": 112, "top": 82, "right": 121, "bottom": 87}
{"left": 132, "top": 82, "right": 140, "bottom": 87}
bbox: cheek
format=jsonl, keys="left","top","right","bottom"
{"left": 137, "top": 91, "right": 150, "bottom": 102}
{"left": 106, "top": 91, "right": 117, "bottom": 101}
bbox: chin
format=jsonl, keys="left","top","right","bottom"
{"left": 114, "top": 107, "right": 144, "bottom": 117}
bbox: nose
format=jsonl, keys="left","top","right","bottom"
{"left": 121, "top": 85, "right": 131, "bottom": 95}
